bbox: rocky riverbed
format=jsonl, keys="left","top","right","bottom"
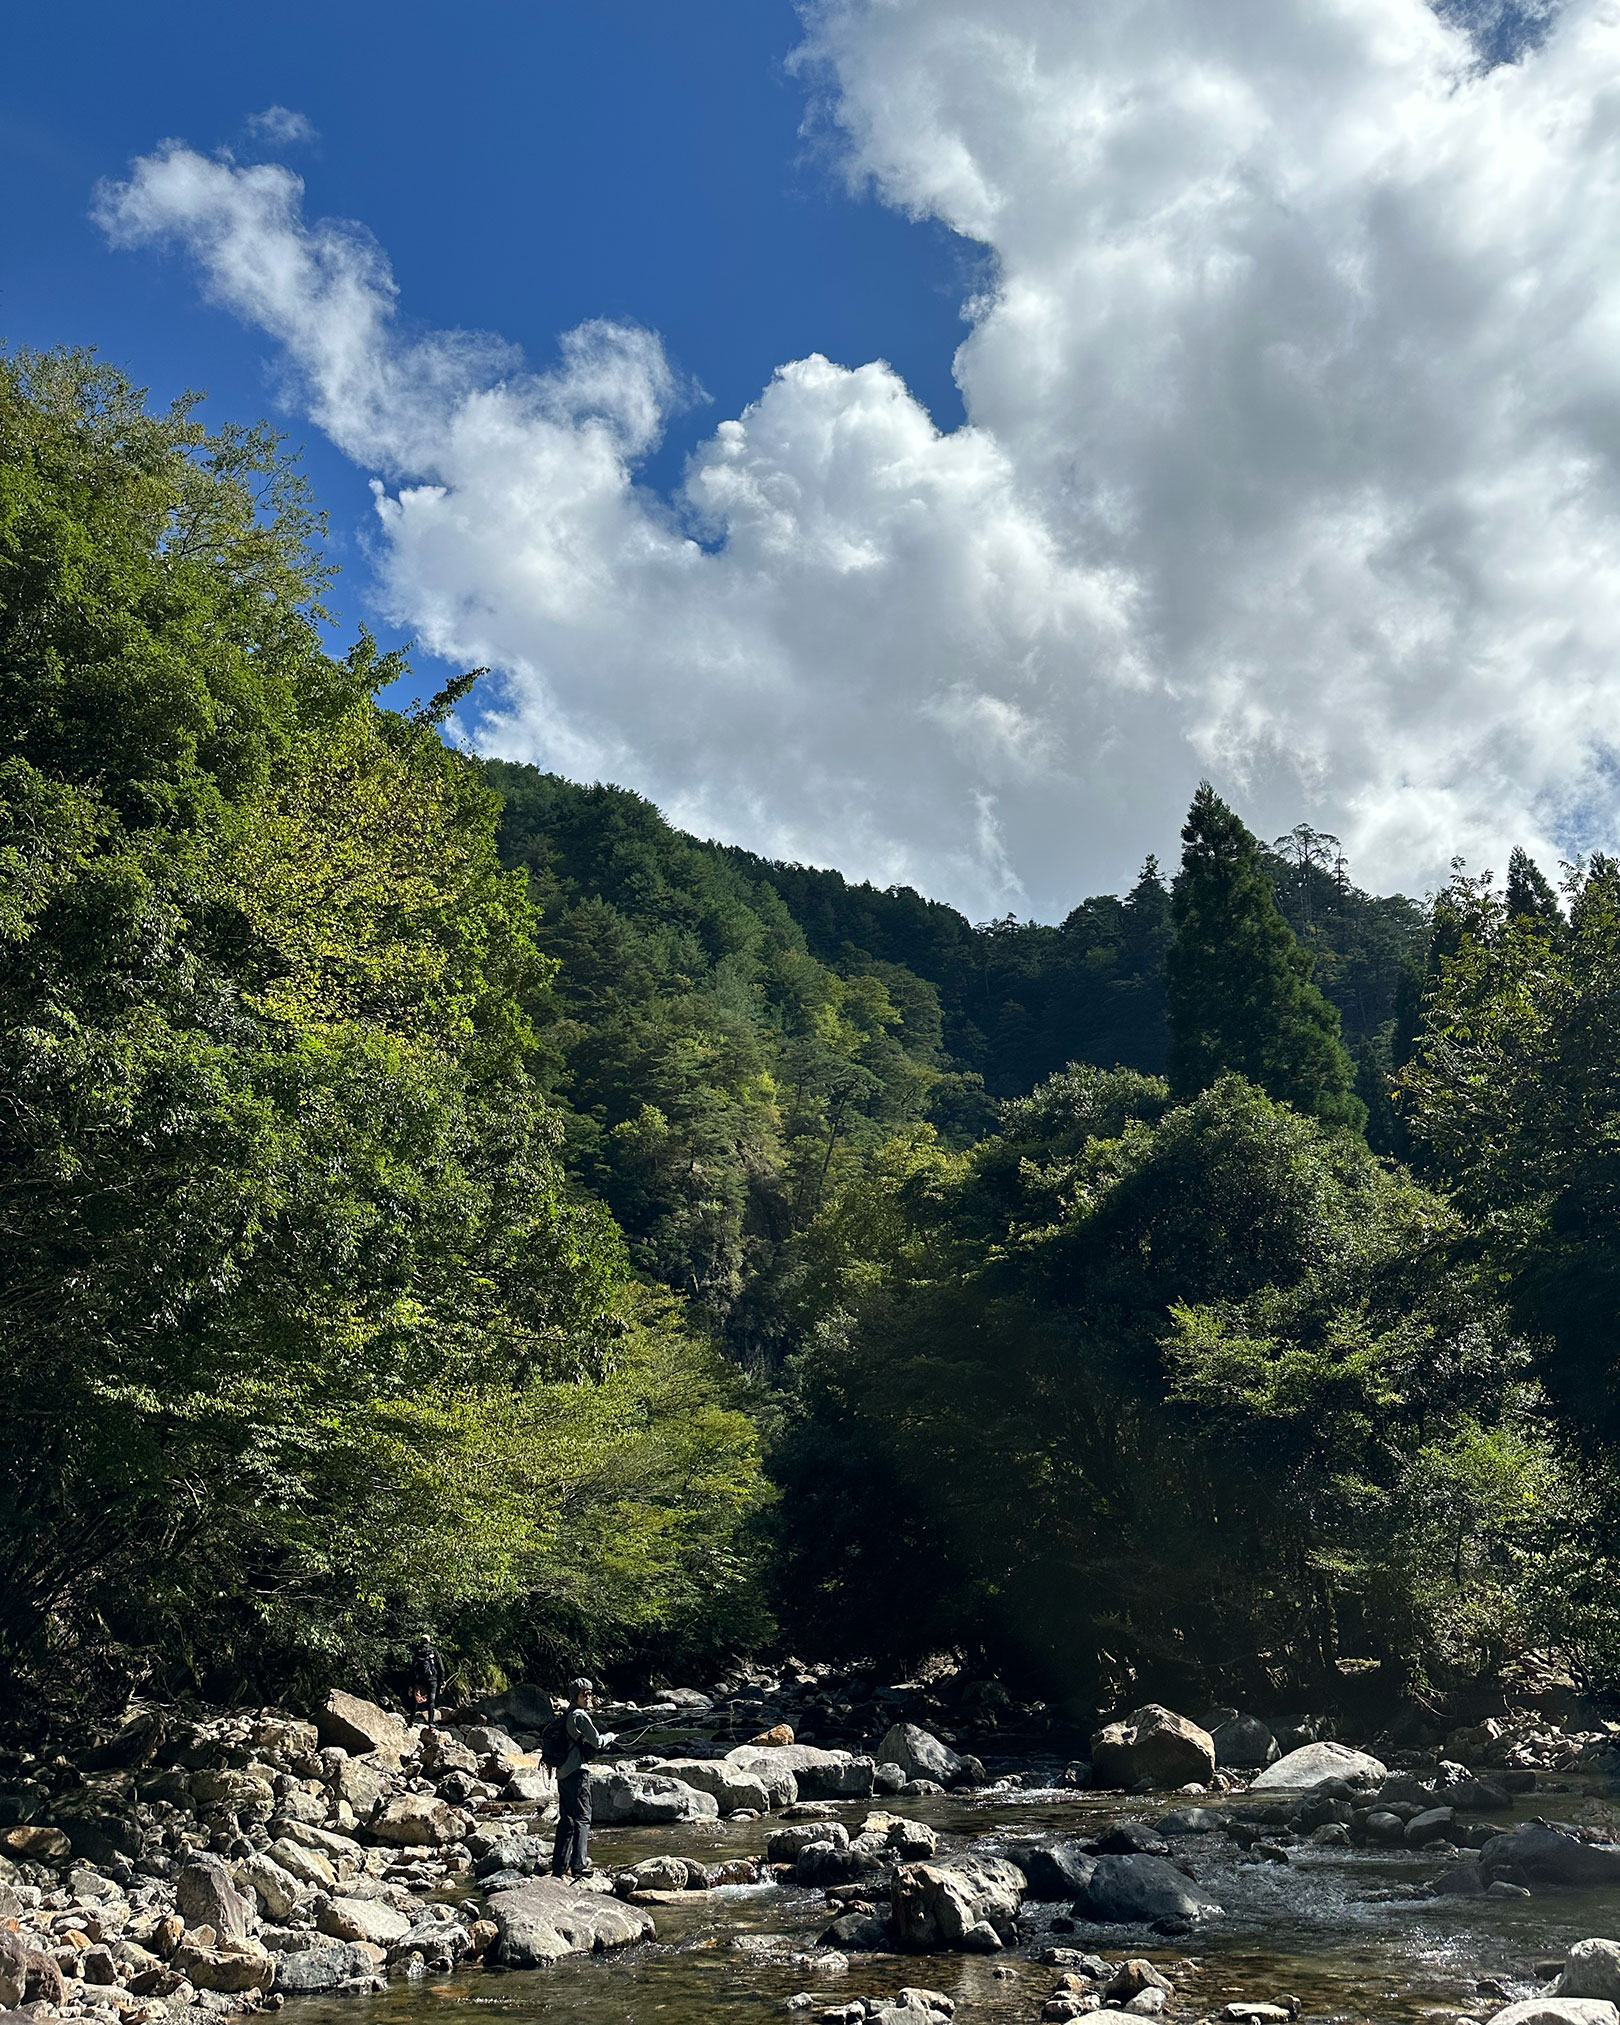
{"left": 9, "top": 1676, "right": 1620, "bottom": 2025}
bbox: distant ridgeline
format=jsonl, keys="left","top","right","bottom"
{"left": 485, "top": 761, "right": 1428, "bottom": 1355}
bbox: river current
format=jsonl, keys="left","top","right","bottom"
{"left": 283, "top": 1780, "right": 1620, "bottom": 2025}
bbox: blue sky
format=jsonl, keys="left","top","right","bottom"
{"left": 3, "top": 0, "right": 969, "bottom": 695}
{"left": 8, "top": 0, "right": 1616, "bottom": 918}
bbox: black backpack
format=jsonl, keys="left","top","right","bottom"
{"left": 540, "top": 1713, "right": 571, "bottom": 1769}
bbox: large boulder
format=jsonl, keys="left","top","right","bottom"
{"left": 890, "top": 1856, "right": 1025, "bottom": 1952}
{"left": 317, "top": 1691, "right": 413, "bottom": 1760}
{"left": 588, "top": 1769, "right": 719, "bottom": 1827}
{"left": 1209, "top": 1714, "right": 1279, "bottom": 1769}
{"left": 1481, "top": 1824, "right": 1620, "bottom": 1891}
{"left": 1251, "top": 1742, "right": 1386, "bottom": 1791}
{"left": 726, "top": 1744, "right": 875, "bottom": 1802}
{"left": 234, "top": 1852, "right": 306, "bottom": 1922}
{"left": 1091, "top": 1707, "right": 1215, "bottom": 1791}
{"left": 878, "top": 1725, "right": 966, "bottom": 1787}
{"left": 0, "top": 1932, "right": 27, "bottom": 2010}
{"left": 176, "top": 1853, "right": 252, "bottom": 1941}
{"left": 172, "top": 1937, "right": 275, "bottom": 1994}
{"left": 330, "top": 1754, "right": 394, "bottom": 1816}
{"left": 317, "top": 1897, "right": 413, "bottom": 1946}
{"left": 274, "top": 1943, "right": 385, "bottom": 1995}
{"left": 268, "top": 1836, "right": 337, "bottom": 1888}
{"left": 1559, "top": 1942, "right": 1620, "bottom": 2004}
{"left": 486, "top": 1878, "right": 654, "bottom": 1967}
{"left": 368, "top": 1794, "right": 472, "bottom": 1846}
{"left": 479, "top": 1684, "right": 557, "bottom": 1732}
{"left": 1005, "top": 1841, "right": 1099, "bottom": 1902}
{"left": 188, "top": 1768, "right": 277, "bottom": 1821}
{"left": 767, "top": 1821, "right": 851, "bottom": 1864}
{"left": 455, "top": 1725, "right": 526, "bottom": 1761}
{"left": 652, "top": 1758, "right": 773, "bottom": 1813}
{"left": 1078, "top": 1853, "right": 1222, "bottom": 1925}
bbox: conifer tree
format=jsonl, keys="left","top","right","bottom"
{"left": 1166, "top": 784, "right": 1365, "bottom": 1129}
{"left": 1505, "top": 845, "right": 1562, "bottom": 928}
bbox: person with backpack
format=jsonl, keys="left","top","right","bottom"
{"left": 543, "top": 1677, "right": 614, "bottom": 1879}
{"left": 407, "top": 1637, "right": 446, "bottom": 1726}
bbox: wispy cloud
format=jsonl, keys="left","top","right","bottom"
{"left": 243, "top": 106, "right": 317, "bottom": 148}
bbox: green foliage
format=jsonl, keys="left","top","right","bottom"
{"left": 1167, "top": 785, "right": 1365, "bottom": 1130}
{"left": 1403, "top": 853, "right": 1620, "bottom": 1440}
{"left": 772, "top": 1071, "right": 1543, "bottom": 1699}
{"left": 0, "top": 350, "right": 764, "bottom": 1713}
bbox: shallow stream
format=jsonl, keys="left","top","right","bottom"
{"left": 285, "top": 1780, "right": 1620, "bottom": 2025}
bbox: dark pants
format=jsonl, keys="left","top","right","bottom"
{"left": 552, "top": 1770, "right": 591, "bottom": 1877}
{"left": 410, "top": 1688, "right": 437, "bottom": 1725}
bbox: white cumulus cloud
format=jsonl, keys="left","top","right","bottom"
{"left": 95, "top": 2, "right": 1620, "bottom": 914}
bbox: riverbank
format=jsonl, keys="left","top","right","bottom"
{"left": 6, "top": 1680, "right": 1620, "bottom": 2025}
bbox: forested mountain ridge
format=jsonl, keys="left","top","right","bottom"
{"left": 6, "top": 347, "right": 1618, "bottom": 1733}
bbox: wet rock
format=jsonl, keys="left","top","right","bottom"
{"left": 653, "top": 1758, "right": 773, "bottom": 1813}
{"left": 818, "top": 1911, "right": 891, "bottom": 1951}
{"left": 729, "top": 1745, "right": 877, "bottom": 1803}
{"left": 1156, "top": 1807, "right": 1225, "bottom": 1835}
{"left": 1480, "top": 1823, "right": 1620, "bottom": 1890}
{"left": 1078, "top": 1853, "right": 1222, "bottom": 1925}
{"left": 1094, "top": 1821, "right": 1169, "bottom": 1856}
{"left": 797, "top": 1843, "right": 889, "bottom": 1888}
{"left": 1251, "top": 1742, "right": 1386, "bottom": 1791}
{"left": 1364, "top": 1810, "right": 1406, "bottom": 1843}
{"left": 1405, "top": 1806, "right": 1457, "bottom": 1847}
{"left": 1221, "top": 2007, "right": 1294, "bottom": 2023}
{"left": 1004, "top": 1841, "right": 1098, "bottom": 1902}
{"left": 369, "top": 1794, "right": 472, "bottom": 1845}
{"left": 891, "top": 1855, "right": 1025, "bottom": 1952}
{"left": 1558, "top": 1940, "right": 1620, "bottom": 2003}
{"left": 1210, "top": 1715, "right": 1279, "bottom": 1769}
{"left": 486, "top": 1877, "right": 655, "bottom": 1967}
{"left": 877, "top": 1725, "right": 965, "bottom": 1788}
{"left": 1092, "top": 1706, "right": 1215, "bottom": 1790}
{"left": 769, "top": 1822, "right": 852, "bottom": 1863}
{"left": 873, "top": 1763, "right": 908, "bottom": 1796}
{"left": 589, "top": 1768, "right": 719, "bottom": 1826}
{"left": 1432, "top": 1864, "right": 1485, "bottom": 1895}
{"left": 1482, "top": 2004, "right": 1619, "bottom": 2025}
{"left": 1445, "top": 1776, "right": 1514, "bottom": 1811}
{"left": 316, "top": 1691, "right": 413, "bottom": 1760}
{"left": 176, "top": 1854, "right": 252, "bottom": 1942}
{"left": 859, "top": 1814, "right": 937, "bottom": 1861}
{"left": 274, "top": 1942, "right": 386, "bottom": 1994}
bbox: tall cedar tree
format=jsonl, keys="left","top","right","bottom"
{"left": 1166, "top": 785, "right": 1365, "bottom": 1130}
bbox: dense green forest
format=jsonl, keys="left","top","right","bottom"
{"left": 4, "top": 349, "right": 1617, "bottom": 1729}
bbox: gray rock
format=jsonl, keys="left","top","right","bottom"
{"left": 819, "top": 1910, "right": 891, "bottom": 1951}
{"left": 1558, "top": 1940, "right": 1620, "bottom": 2002}
{"left": 873, "top": 1763, "right": 908, "bottom": 1795}
{"left": 1480, "top": 1823, "right": 1620, "bottom": 1890}
{"left": 1091, "top": 1707, "right": 1215, "bottom": 1791}
{"left": 653, "top": 1758, "right": 773, "bottom": 1814}
{"left": 890, "top": 1855, "right": 1025, "bottom": 1951}
{"left": 1431, "top": 1864, "right": 1485, "bottom": 1895}
{"left": 1079, "top": 1853, "right": 1222, "bottom": 1925}
{"left": 330, "top": 1754, "right": 393, "bottom": 1817}
{"left": 1155, "top": 1808, "right": 1225, "bottom": 1835}
{"left": 767, "top": 1822, "right": 851, "bottom": 1864}
{"left": 234, "top": 1851, "right": 306, "bottom": 1921}
{"left": 0, "top": 1932, "right": 27, "bottom": 2010}
{"left": 317, "top": 1897, "right": 412, "bottom": 1945}
{"left": 370, "top": 1793, "right": 471, "bottom": 1845}
{"left": 588, "top": 1769, "right": 719, "bottom": 1826}
{"left": 878, "top": 1725, "right": 966, "bottom": 1787}
{"left": 796, "top": 1843, "right": 890, "bottom": 1887}
{"left": 1482, "top": 2004, "right": 1619, "bottom": 2025}
{"left": 316, "top": 1691, "right": 413, "bottom": 1760}
{"left": 176, "top": 1854, "right": 252, "bottom": 1942}
{"left": 486, "top": 1878, "right": 654, "bottom": 1966}
{"left": 478, "top": 1684, "right": 557, "bottom": 1731}
{"left": 274, "top": 1943, "right": 383, "bottom": 1994}
{"left": 1250, "top": 1742, "right": 1386, "bottom": 1791}
{"left": 1007, "top": 1842, "right": 1099, "bottom": 1902}
{"left": 1405, "top": 1806, "right": 1457, "bottom": 1847}
{"left": 727, "top": 1745, "right": 875, "bottom": 1802}
{"left": 1209, "top": 1715, "right": 1278, "bottom": 1769}
{"left": 453, "top": 1724, "right": 525, "bottom": 1761}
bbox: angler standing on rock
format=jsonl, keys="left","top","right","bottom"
{"left": 408, "top": 1636, "right": 446, "bottom": 1726}
{"left": 546, "top": 1677, "right": 614, "bottom": 1879}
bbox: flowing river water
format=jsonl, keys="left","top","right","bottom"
{"left": 277, "top": 1775, "right": 1620, "bottom": 2025}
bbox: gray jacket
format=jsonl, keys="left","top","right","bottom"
{"left": 559, "top": 1705, "right": 603, "bottom": 1782}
